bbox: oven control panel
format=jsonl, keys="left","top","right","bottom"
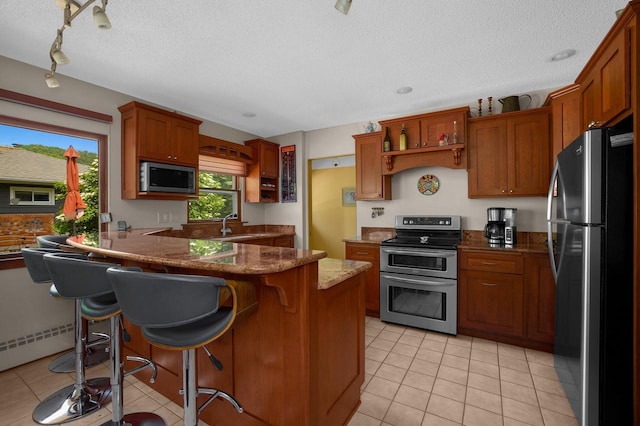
{"left": 395, "top": 215, "right": 461, "bottom": 229}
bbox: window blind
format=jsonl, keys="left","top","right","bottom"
{"left": 199, "top": 155, "right": 247, "bottom": 177}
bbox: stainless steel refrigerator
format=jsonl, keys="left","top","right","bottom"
{"left": 546, "top": 128, "right": 633, "bottom": 425}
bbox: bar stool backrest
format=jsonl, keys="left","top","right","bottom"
{"left": 43, "top": 252, "right": 118, "bottom": 299}
{"left": 106, "top": 266, "right": 227, "bottom": 329}
{"left": 37, "top": 235, "right": 71, "bottom": 249}
{"left": 21, "top": 247, "right": 63, "bottom": 283}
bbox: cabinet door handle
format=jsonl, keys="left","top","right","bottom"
{"left": 501, "top": 189, "right": 506, "bottom": 193}
{"left": 481, "top": 262, "right": 497, "bottom": 265}
{"left": 481, "top": 282, "right": 497, "bottom": 287}
{"left": 356, "top": 251, "right": 369, "bottom": 255}
{"left": 509, "top": 189, "right": 513, "bottom": 193}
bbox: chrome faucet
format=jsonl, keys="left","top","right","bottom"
{"left": 221, "top": 213, "right": 238, "bottom": 236}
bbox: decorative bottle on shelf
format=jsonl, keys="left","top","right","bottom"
{"left": 383, "top": 127, "right": 391, "bottom": 152}
{"left": 399, "top": 124, "right": 407, "bottom": 151}
{"left": 453, "top": 120, "right": 459, "bottom": 144}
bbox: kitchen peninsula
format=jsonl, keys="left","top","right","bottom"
{"left": 67, "top": 229, "right": 371, "bottom": 426}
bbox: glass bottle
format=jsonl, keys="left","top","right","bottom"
{"left": 399, "top": 124, "right": 407, "bottom": 151}
{"left": 453, "top": 120, "right": 458, "bottom": 144}
{"left": 383, "top": 127, "right": 391, "bottom": 152}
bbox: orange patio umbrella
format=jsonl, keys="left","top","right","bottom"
{"left": 62, "top": 146, "right": 86, "bottom": 231}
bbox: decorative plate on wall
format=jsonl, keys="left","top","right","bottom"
{"left": 417, "top": 174, "right": 439, "bottom": 195}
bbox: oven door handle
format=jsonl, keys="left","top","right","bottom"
{"left": 381, "top": 274, "right": 455, "bottom": 287}
{"left": 380, "top": 249, "right": 456, "bottom": 258}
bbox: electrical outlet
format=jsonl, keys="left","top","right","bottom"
{"left": 158, "top": 212, "right": 170, "bottom": 223}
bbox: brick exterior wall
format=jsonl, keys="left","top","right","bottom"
{"left": 0, "top": 213, "right": 55, "bottom": 252}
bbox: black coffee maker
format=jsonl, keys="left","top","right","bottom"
{"left": 484, "top": 207, "right": 505, "bottom": 246}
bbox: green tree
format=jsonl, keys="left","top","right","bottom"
{"left": 188, "top": 172, "right": 234, "bottom": 220}
{"left": 53, "top": 158, "right": 99, "bottom": 235}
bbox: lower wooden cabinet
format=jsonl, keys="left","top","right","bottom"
{"left": 458, "top": 249, "right": 555, "bottom": 352}
{"left": 345, "top": 242, "right": 380, "bottom": 317}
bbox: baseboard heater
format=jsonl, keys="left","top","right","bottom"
{"left": 0, "top": 323, "right": 74, "bottom": 371}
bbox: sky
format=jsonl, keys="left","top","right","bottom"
{"left": 0, "top": 124, "right": 98, "bottom": 153}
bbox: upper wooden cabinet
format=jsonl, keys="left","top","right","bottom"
{"left": 545, "top": 84, "right": 581, "bottom": 163}
{"left": 353, "top": 132, "right": 392, "bottom": 200}
{"left": 576, "top": 17, "right": 631, "bottom": 130}
{"left": 467, "top": 108, "right": 551, "bottom": 198}
{"left": 378, "top": 107, "right": 469, "bottom": 174}
{"left": 118, "top": 101, "right": 202, "bottom": 200}
{"left": 244, "top": 139, "right": 279, "bottom": 203}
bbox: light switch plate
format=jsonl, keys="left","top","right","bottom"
{"left": 99, "top": 212, "right": 112, "bottom": 223}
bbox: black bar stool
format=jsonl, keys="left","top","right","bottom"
{"left": 35, "top": 253, "right": 164, "bottom": 426}
{"left": 22, "top": 246, "right": 110, "bottom": 373}
{"left": 35, "top": 235, "right": 111, "bottom": 372}
{"left": 106, "top": 267, "right": 255, "bottom": 426}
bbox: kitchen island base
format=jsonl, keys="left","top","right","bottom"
{"left": 120, "top": 261, "right": 366, "bottom": 426}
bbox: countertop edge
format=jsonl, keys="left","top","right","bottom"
{"left": 318, "top": 258, "right": 372, "bottom": 290}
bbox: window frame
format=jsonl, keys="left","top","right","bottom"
{"left": 188, "top": 173, "right": 242, "bottom": 223}
{"left": 10, "top": 186, "right": 56, "bottom": 206}
{"left": 0, "top": 115, "right": 108, "bottom": 269}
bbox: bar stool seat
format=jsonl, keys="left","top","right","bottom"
{"left": 107, "top": 267, "right": 258, "bottom": 426}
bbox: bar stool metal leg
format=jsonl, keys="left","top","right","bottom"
{"left": 100, "top": 314, "right": 164, "bottom": 426}
{"left": 183, "top": 349, "right": 197, "bottom": 426}
{"left": 32, "top": 300, "right": 112, "bottom": 424}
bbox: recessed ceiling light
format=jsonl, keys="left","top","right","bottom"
{"left": 396, "top": 86, "right": 413, "bottom": 95}
{"left": 242, "top": 112, "right": 256, "bottom": 118}
{"left": 551, "top": 49, "right": 576, "bottom": 61}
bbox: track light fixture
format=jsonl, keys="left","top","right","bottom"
{"left": 45, "top": 0, "right": 113, "bottom": 88}
{"left": 334, "top": 0, "right": 352, "bottom": 15}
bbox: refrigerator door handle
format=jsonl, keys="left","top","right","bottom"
{"left": 547, "top": 160, "right": 559, "bottom": 282}
{"left": 547, "top": 160, "right": 559, "bottom": 222}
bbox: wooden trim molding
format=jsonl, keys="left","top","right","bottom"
{"left": 0, "top": 89, "right": 113, "bottom": 123}
{"left": 199, "top": 134, "right": 254, "bottom": 164}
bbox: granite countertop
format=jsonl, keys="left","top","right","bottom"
{"left": 67, "top": 229, "right": 326, "bottom": 275}
{"left": 458, "top": 230, "right": 552, "bottom": 254}
{"left": 67, "top": 229, "right": 369, "bottom": 290}
{"left": 342, "top": 227, "right": 394, "bottom": 245}
{"left": 317, "top": 258, "right": 372, "bottom": 290}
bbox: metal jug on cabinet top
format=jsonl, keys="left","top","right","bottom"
{"left": 499, "top": 94, "right": 532, "bottom": 113}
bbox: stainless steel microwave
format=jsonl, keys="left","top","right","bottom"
{"left": 139, "top": 161, "right": 196, "bottom": 194}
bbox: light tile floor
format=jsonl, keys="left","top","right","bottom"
{"left": 0, "top": 316, "right": 577, "bottom": 426}
{"left": 350, "top": 317, "right": 577, "bottom": 426}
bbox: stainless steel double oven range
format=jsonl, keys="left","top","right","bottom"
{"left": 380, "top": 215, "right": 461, "bottom": 335}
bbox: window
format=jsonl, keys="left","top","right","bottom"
{"left": 188, "top": 171, "right": 239, "bottom": 221}
{"left": 10, "top": 186, "right": 55, "bottom": 205}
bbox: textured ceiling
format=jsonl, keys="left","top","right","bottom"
{"left": 0, "top": 1, "right": 628, "bottom": 137}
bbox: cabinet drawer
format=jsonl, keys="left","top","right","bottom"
{"left": 346, "top": 243, "right": 379, "bottom": 260}
{"left": 459, "top": 250, "right": 523, "bottom": 274}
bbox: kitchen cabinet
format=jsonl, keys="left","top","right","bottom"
{"left": 244, "top": 139, "right": 280, "bottom": 203}
{"left": 378, "top": 107, "right": 469, "bottom": 174}
{"left": 577, "top": 27, "right": 631, "bottom": 130}
{"left": 353, "top": 132, "right": 392, "bottom": 200}
{"left": 345, "top": 242, "right": 380, "bottom": 317}
{"left": 118, "top": 101, "right": 202, "bottom": 200}
{"left": 467, "top": 108, "right": 551, "bottom": 198}
{"left": 458, "top": 249, "right": 555, "bottom": 352}
{"left": 525, "top": 253, "right": 555, "bottom": 345}
{"left": 545, "top": 84, "right": 581, "bottom": 163}
{"left": 419, "top": 107, "right": 467, "bottom": 148}
{"left": 459, "top": 251, "right": 525, "bottom": 338}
